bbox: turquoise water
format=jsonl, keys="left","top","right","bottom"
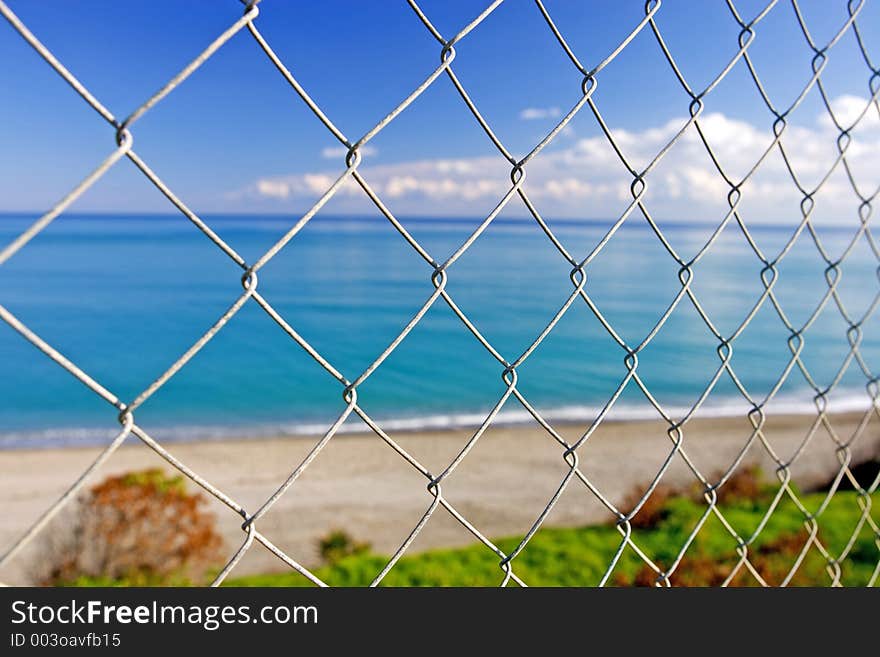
{"left": 1, "top": 213, "right": 878, "bottom": 447}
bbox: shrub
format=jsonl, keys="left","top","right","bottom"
{"left": 688, "top": 464, "right": 769, "bottom": 506}
{"left": 621, "top": 484, "right": 676, "bottom": 530}
{"left": 620, "top": 529, "right": 816, "bottom": 587}
{"left": 713, "top": 464, "right": 767, "bottom": 505}
{"left": 620, "top": 554, "right": 733, "bottom": 587}
{"left": 727, "top": 530, "right": 816, "bottom": 587}
{"left": 813, "top": 458, "right": 880, "bottom": 493}
{"left": 41, "top": 468, "right": 224, "bottom": 586}
{"left": 317, "top": 529, "right": 370, "bottom": 565}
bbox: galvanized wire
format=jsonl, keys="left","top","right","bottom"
{"left": 0, "top": 0, "right": 877, "bottom": 587}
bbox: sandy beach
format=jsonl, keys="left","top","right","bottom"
{"left": 1, "top": 412, "right": 877, "bottom": 584}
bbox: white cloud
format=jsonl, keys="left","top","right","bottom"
{"left": 255, "top": 179, "right": 292, "bottom": 200}
{"left": 321, "top": 145, "right": 378, "bottom": 159}
{"left": 240, "top": 96, "right": 880, "bottom": 223}
{"left": 818, "top": 94, "right": 872, "bottom": 130}
{"left": 519, "top": 106, "right": 561, "bottom": 120}
{"left": 253, "top": 173, "right": 338, "bottom": 200}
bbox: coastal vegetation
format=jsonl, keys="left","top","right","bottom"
{"left": 48, "top": 464, "right": 877, "bottom": 587}
{"left": 231, "top": 464, "right": 879, "bottom": 587}
{"left": 41, "top": 469, "right": 224, "bottom": 587}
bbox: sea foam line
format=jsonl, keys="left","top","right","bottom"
{"left": 0, "top": 390, "right": 874, "bottom": 449}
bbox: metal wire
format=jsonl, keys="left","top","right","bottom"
{"left": 0, "top": 0, "right": 878, "bottom": 587}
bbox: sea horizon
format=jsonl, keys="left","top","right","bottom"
{"left": 0, "top": 211, "right": 865, "bottom": 232}
{"left": 1, "top": 212, "right": 877, "bottom": 449}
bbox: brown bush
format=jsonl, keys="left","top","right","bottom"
{"left": 621, "top": 484, "right": 676, "bottom": 530}
{"left": 713, "top": 464, "right": 767, "bottom": 505}
{"left": 42, "top": 468, "right": 224, "bottom": 586}
{"left": 617, "top": 556, "right": 732, "bottom": 587}
{"left": 618, "top": 529, "right": 815, "bottom": 587}
{"left": 727, "top": 530, "right": 816, "bottom": 587}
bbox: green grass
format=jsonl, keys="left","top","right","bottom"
{"left": 226, "top": 490, "right": 879, "bottom": 587}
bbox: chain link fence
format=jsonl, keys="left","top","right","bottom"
{"left": 0, "top": 0, "right": 878, "bottom": 587}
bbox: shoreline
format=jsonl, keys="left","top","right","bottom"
{"left": 1, "top": 412, "right": 877, "bottom": 584}
{"left": 1, "top": 392, "right": 876, "bottom": 450}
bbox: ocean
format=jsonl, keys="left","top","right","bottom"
{"left": 1, "top": 213, "right": 877, "bottom": 448}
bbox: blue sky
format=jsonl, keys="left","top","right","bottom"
{"left": 1, "top": 0, "right": 878, "bottom": 222}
